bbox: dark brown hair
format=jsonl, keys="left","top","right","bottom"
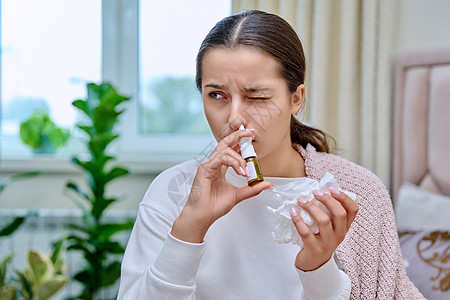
{"left": 195, "top": 10, "right": 334, "bottom": 153}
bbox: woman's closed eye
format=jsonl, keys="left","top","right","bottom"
{"left": 248, "top": 96, "right": 270, "bottom": 102}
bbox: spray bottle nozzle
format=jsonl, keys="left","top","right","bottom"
{"left": 239, "top": 126, "right": 256, "bottom": 159}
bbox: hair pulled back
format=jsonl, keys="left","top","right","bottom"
{"left": 196, "top": 10, "right": 334, "bottom": 153}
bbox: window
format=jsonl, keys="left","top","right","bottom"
{"left": 0, "top": 0, "right": 101, "bottom": 157}
{"left": 118, "top": 0, "right": 230, "bottom": 164}
{"left": 140, "top": 1, "right": 216, "bottom": 135}
{"left": 1, "top": 0, "right": 231, "bottom": 168}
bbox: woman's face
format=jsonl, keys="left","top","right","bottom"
{"left": 201, "top": 46, "right": 304, "bottom": 162}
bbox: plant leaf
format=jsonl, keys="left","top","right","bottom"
{"left": 66, "top": 234, "right": 90, "bottom": 247}
{"left": 104, "top": 167, "right": 129, "bottom": 183}
{"left": 96, "top": 220, "right": 134, "bottom": 239}
{"left": 77, "top": 125, "right": 94, "bottom": 138}
{"left": 66, "top": 182, "right": 91, "bottom": 202}
{"left": 99, "top": 82, "right": 130, "bottom": 107}
{"left": 65, "top": 223, "right": 90, "bottom": 235}
{"left": 0, "top": 172, "right": 41, "bottom": 194}
{"left": 0, "top": 285, "right": 17, "bottom": 300}
{"left": 96, "top": 241, "right": 125, "bottom": 254}
{"left": 36, "top": 275, "right": 68, "bottom": 300}
{"left": 67, "top": 244, "right": 90, "bottom": 254}
{"left": 89, "top": 133, "right": 118, "bottom": 157}
{"left": 71, "top": 159, "right": 102, "bottom": 183}
{"left": 73, "top": 269, "right": 92, "bottom": 285}
{"left": 0, "top": 252, "right": 15, "bottom": 285}
{"left": 50, "top": 237, "right": 66, "bottom": 266}
{"left": 93, "top": 106, "right": 120, "bottom": 133}
{"left": 100, "top": 261, "right": 121, "bottom": 287}
{"left": 92, "top": 198, "right": 115, "bottom": 220}
{"left": 48, "top": 127, "right": 71, "bottom": 148}
{"left": 0, "top": 217, "right": 26, "bottom": 237}
{"left": 72, "top": 99, "right": 91, "bottom": 118}
{"left": 16, "top": 270, "right": 33, "bottom": 300}
{"left": 28, "top": 250, "right": 51, "bottom": 283}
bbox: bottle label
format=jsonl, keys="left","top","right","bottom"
{"left": 246, "top": 161, "right": 258, "bottom": 181}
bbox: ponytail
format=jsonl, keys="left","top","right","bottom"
{"left": 290, "top": 117, "right": 335, "bottom": 153}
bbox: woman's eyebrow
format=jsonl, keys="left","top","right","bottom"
{"left": 204, "top": 83, "right": 225, "bottom": 89}
{"left": 243, "top": 87, "right": 273, "bottom": 93}
{"left": 203, "top": 84, "right": 273, "bottom": 93}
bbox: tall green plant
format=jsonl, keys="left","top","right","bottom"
{"left": 66, "top": 83, "right": 134, "bottom": 300}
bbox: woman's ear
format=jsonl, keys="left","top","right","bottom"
{"left": 291, "top": 84, "right": 305, "bottom": 115}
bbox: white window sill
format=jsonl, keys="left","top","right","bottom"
{"left": 0, "top": 154, "right": 189, "bottom": 175}
{"left": 1, "top": 135, "right": 209, "bottom": 174}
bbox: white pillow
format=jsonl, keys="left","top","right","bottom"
{"left": 395, "top": 182, "right": 450, "bottom": 230}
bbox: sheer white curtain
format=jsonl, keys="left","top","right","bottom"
{"left": 232, "top": 0, "right": 395, "bottom": 187}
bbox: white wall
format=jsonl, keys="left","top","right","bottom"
{"left": 393, "top": 0, "right": 450, "bottom": 54}
{"left": 0, "top": 169, "right": 154, "bottom": 211}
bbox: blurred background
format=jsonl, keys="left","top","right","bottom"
{"left": 1, "top": 0, "right": 449, "bottom": 299}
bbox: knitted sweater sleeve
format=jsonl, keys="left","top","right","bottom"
{"left": 374, "top": 183, "right": 425, "bottom": 299}
{"left": 339, "top": 172, "right": 425, "bottom": 299}
{"left": 300, "top": 144, "right": 425, "bottom": 299}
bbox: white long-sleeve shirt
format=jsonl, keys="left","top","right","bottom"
{"left": 118, "top": 159, "right": 351, "bottom": 299}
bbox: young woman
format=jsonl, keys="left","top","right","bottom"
{"left": 118, "top": 10, "right": 424, "bottom": 299}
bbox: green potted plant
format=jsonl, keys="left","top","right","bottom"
{"left": 1, "top": 172, "right": 40, "bottom": 300}
{"left": 15, "top": 238, "right": 68, "bottom": 300}
{"left": 0, "top": 253, "right": 16, "bottom": 300}
{"left": 65, "top": 82, "right": 134, "bottom": 299}
{"left": 19, "top": 111, "right": 70, "bottom": 153}
{"left": 0, "top": 172, "right": 58, "bottom": 300}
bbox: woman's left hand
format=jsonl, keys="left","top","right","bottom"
{"left": 289, "top": 187, "right": 358, "bottom": 271}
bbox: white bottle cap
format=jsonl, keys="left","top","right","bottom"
{"left": 239, "top": 125, "right": 256, "bottom": 159}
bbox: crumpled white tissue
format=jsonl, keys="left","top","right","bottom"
{"left": 266, "top": 172, "right": 356, "bottom": 248}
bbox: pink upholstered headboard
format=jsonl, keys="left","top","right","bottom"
{"left": 392, "top": 47, "right": 450, "bottom": 204}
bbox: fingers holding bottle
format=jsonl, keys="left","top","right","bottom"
{"left": 201, "top": 127, "right": 256, "bottom": 178}
{"left": 172, "top": 127, "right": 268, "bottom": 243}
{"left": 203, "top": 146, "right": 249, "bottom": 178}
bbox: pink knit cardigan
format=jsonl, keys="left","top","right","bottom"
{"left": 297, "top": 144, "right": 424, "bottom": 299}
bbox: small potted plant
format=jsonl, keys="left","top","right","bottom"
{"left": 19, "top": 111, "right": 71, "bottom": 154}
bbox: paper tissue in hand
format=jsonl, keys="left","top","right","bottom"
{"left": 266, "top": 172, "right": 356, "bottom": 248}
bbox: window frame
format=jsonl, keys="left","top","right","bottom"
{"left": 1, "top": 0, "right": 221, "bottom": 173}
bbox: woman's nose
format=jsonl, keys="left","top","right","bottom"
{"left": 228, "top": 99, "right": 247, "bottom": 131}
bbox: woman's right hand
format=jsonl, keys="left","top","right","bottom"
{"left": 171, "top": 129, "right": 273, "bottom": 243}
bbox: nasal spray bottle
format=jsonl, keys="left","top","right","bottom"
{"left": 239, "top": 125, "right": 264, "bottom": 186}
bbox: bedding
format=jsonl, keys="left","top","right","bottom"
{"left": 396, "top": 183, "right": 450, "bottom": 230}
{"left": 398, "top": 229, "right": 450, "bottom": 300}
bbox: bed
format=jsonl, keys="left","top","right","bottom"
{"left": 392, "top": 47, "right": 450, "bottom": 299}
